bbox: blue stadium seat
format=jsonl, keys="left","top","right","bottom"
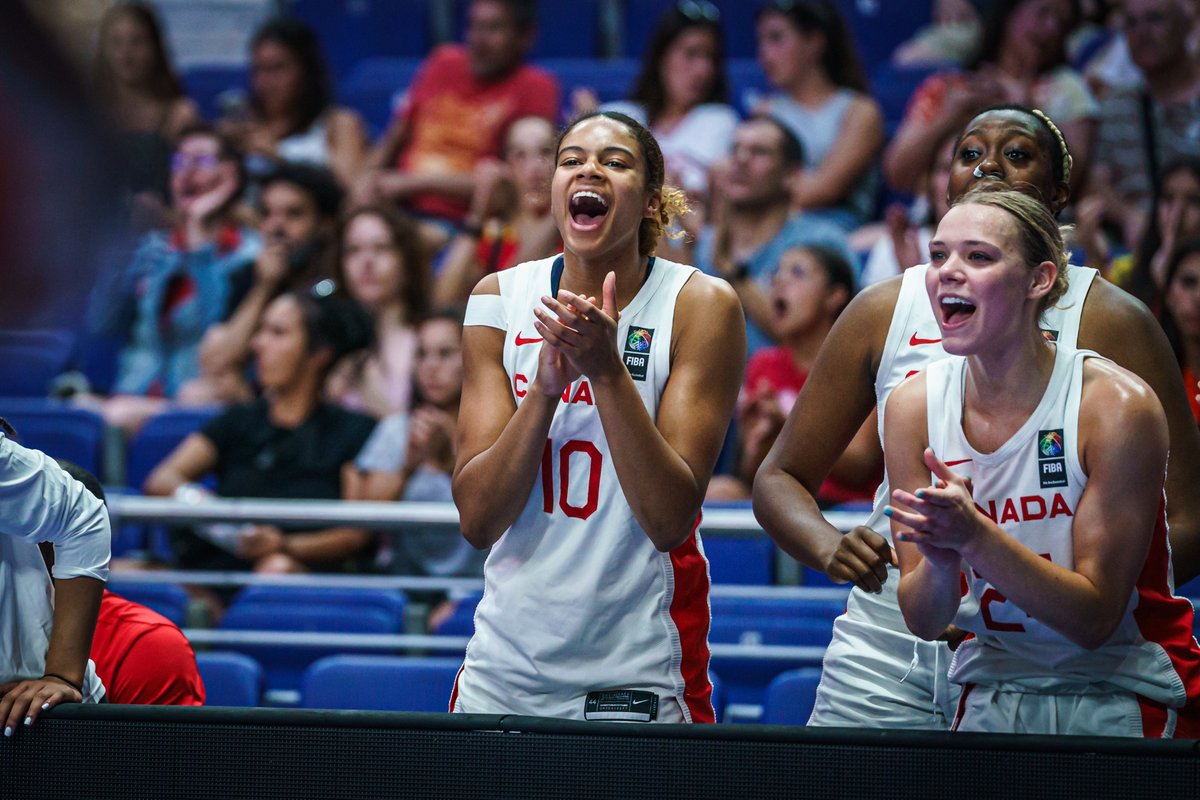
{"left": 125, "top": 407, "right": 221, "bottom": 493}
{"left": 1, "top": 398, "right": 106, "bottom": 475}
{"left": 286, "top": 0, "right": 431, "bottom": 80}
{"left": 196, "top": 651, "right": 265, "bottom": 707}
{"left": 0, "top": 329, "right": 75, "bottom": 397}
{"left": 710, "top": 594, "right": 848, "bottom": 623}
{"left": 301, "top": 655, "right": 461, "bottom": 712}
{"left": 707, "top": 649, "right": 821, "bottom": 719}
{"left": 870, "top": 62, "right": 938, "bottom": 136}
{"left": 105, "top": 581, "right": 192, "bottom": 627}
{"left": 219, "top": 587, "right": 408, "bottom": 694}
{"left": 709, "top": 616, "right": 835, "bottom": 648}
{"left": 337, "top": 57, "right": 424, "bottom": 136}
{"left": 535, "top": 58, "right": 642, "bottom": 111}
{"left": 833, "top": 0, "right": 933, "bottom": 82}
{"left": 624, "top": 0, "right": 758, "bottom": 60}
{"left": 182, "top": 66, "right": 247, "bottom": 121}
{"left": 704, "top": 535, "right": 775, "bottom": 585}
{"left": 709, "top": 670, "right": 725, "bottom": 722}
{"left": 762, "top": 667, "right": 823, "bottom": 725}
{"left": 428, "top": 592, "right": 482, "bottom": 636}
{"left": 454, "top": 0, "right": 602, "bottom": 59}
{"left": 727, "top": 57, "right": 770, "bottom": 115}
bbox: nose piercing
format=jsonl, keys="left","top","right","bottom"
{"left": 973, "top": 166, "right": 986, "bottom": 179}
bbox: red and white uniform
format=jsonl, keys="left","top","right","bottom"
{"left": 926, "top": 346, "right": 1200, "bottom": 736}
{"left": 451, "top": 255, "right": 714, "bottom": 722}
{"left": 808, "top": 263, "right": 1098, "bottom": 729}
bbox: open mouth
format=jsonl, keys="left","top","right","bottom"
{"left": 940, "top": 295, "right": 977, "bottom": 327}
{"left": 568, "top": 190, "right": 609, "bottom": 230}
{"left": 772, "top": 297, "right": 788, "bottom": 318}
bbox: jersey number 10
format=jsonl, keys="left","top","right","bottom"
{"left": 541, "top": 438, "right": 601, "bottom": 520}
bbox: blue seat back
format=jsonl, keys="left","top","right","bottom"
{"left": 1, "top": 398, "right": 106, "bottom": 475}
{"left": 762, "top": 667, "right": 823, "bottom": 725}
{"left": 703, "top": 535, "right": 775, "bottom": 585}
{"left": 196, "top": 651, "right": 265, "bottom": 707}
{"left": 105, "top": 581, "right": 192, "bottom": 627}
{"left": 301, "top": 655, "right": 462, "bottom": 712}
{"left": 0, "top": 329, "right": 75, "bottom": 397}
{"left": 125, "top": 407, "right": 220, "bottom": 492}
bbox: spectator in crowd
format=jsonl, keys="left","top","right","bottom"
{"left": 707, "top": 244, "right": 881, "bottom": 505}
{"left": 348, "top": 309, "right": 484, "bottom": 579}
{"left": 1078, "top": 155, "right": 1200, "bottom": 303}
{"left": 891, "top": 0, "right": 984, "bottom": 69}
{"left": 884, "top": 0, "right": 1097, "bottom": 195}
{"left": 1160, "top": 239, "right": 1200, "bottom": 425}
{"left": 754, "top": 0, "right": 885, "bottom": 231}
{"left": 352, "top": 0, "right": 560, "bottom": 226}
{"left": 696, "top": 116, "right": 856, "bottom": 355}
{"left": 327, "top": 205, "right": 430, "bottom": 419}
{"left": 219, "top": 18, "right": 368, "bottom": 189}
{"left": 0, "top": 429, "right": 109, "bottom": 736}
{"left": 1076, "top": 0, "right": 1200, "bottom": 255}
{"left": 576, "top": 2, "right": 738, "bottom": 203}
{"left": 860, "top": 131, "right": 957, "bottom": 286}
{"left": 144, "top": 290, "right": 377, "bottom": 575}
{"left": 86, "top": 123, "right": 260, "bottom": 435}
{"left": 92, "top": 2, "right": 201, "bottom": 229}
{"left": 181, "top": 162, "right": 345, "bottom": 405}
{"left": 432, "top": 116, "right": 560, "bottom": 308}
{"left": 51, "top": 461, "right": 204, "bottom": 707}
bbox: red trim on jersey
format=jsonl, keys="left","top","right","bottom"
{"left": 668, "top": 515, "right": 714, "bottom": 723}
{"left": 1131, "top": 501, "right": 1200, "bottom": 711}
{"left": 449, "top": 663, "right": 465, "bottom": 712}
{"left": 951, "top": 682, "right": 976, "bottom": 731}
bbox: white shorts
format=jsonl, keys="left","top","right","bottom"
{"left": 808, "top": 583, "right": 960, "bottom": 730}
{"left": 952, "top": 684, "right": 1184, "bottom": 737}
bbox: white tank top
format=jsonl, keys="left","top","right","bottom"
{"left": 926, "top": 346, "right": 1200, "bottom": 705}
{"left": 452, "top": 255, "right": 714, "bottom": 722}
{"left": 846, "top": 263, "right": 1098, "bottom": 631}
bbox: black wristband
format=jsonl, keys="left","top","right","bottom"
{"left": 458, "top": 220, "right": 484, "bottom": 239}
{"left": 41, "top": 672, "right": 82, "bottom": 692}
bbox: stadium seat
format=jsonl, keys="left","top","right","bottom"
{"left": 0, "top": 398, "right": 106, "bottom": 475}
{"left": 709, "top": 616, "right": 835, "bottom": 648}
{"left": 219, "top": 587, "right": 408, "bottom": 695}
{"left": 833, "top": 0, "right": 933, "bottom": 82}
{"left": 285, "top": 0, "right": 431, "bottom": 80}
{"left": 125, "top": 406, "right": 221, "bottom": 492}
{"left": 301, "top": 655, "right": 461, "bottom": 712}
{"left": 535, "top": 57, "right": 642, "bottom": 112}
{"left": 428, "top": 592, "right": 482, "bottom": 636}
{"left": 762, "top": 667, "right": 823, "bottom": 725}
{"left": 0, "top": 329, "right": 75, "bottom": 397}
{"left": 337, "top": 57, "right": 424, "bottom": 136}
{"left": 196, "top": 651, "right": 265, "bottom": 707}
{"left": 182, "top": 66, "right": 247, "bottom": 121}
{"left": 710, "top": 594, "right": 848, "bottom": 623}
{"left": 704, "top": 535, "right": 775, "bottom": 585}
{"left": 105, "top": 580, "right": 192, "bottom": 627}
{"left": 709, "top": 670, "right": 725, "bottom": 722}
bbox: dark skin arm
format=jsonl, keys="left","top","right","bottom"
{"left": 752, "top": 277, "right": 900, "bottom": 592}
{"left": 1076, "top": 278, "right": 1200, "bottom": 584}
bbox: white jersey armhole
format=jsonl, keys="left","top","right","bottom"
{"left": 464, "top": 293, "right": 506, "bottom": 329}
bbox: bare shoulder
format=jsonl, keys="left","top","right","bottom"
{"left": 1080, "top": 357, "right": 1163, "bottom": 422}
{"left": 471, "top": 272, "right": 502, "bottom": 297}
{"left": 829, "top": 273, "right": 903, "bottom": 372}
{"left": 885, "top": 368, "right": 927, "bottom": 419}
{"left": 1078, "top": 276, "right": 1159, "bottom": 351}
{"left": 673, "top": 271, "right": 745, "bottom": 359}
{"left": 677, "top": 271, "right": 741, "bottom": 318}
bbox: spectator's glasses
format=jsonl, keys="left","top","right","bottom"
{"left": 678, "top": 1, "right": 720, "bottom": 22}
{"left": 171, "top": 153, "right": 222, "bottom": 172}
{"left": 768, "top": 0, "right": 830, "bottom": 28}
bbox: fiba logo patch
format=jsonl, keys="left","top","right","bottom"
{"left": 623, "top": 327, "right": 654, "bottom": 381}
{"left": 1037, "top": 428, "right": 1067, "bottom": 488}
{"left": 1040, "top": 329, "right": 1059, "bottom": 343}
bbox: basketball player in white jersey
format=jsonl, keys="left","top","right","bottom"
{"left": 753, "top": 105, "right": 1200, "bottom": 729}
{"left": 886, "top": 189, "right": 1200, "bottom": 736}
{"left": 449, "top": 111, "right": 745, "bottom": 722}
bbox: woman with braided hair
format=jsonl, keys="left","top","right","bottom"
{"left": 754, "top": 105, "right": 1200, "bottom": 730}
{"left": 450, "top": 111, "right": 745, "bottom": 721}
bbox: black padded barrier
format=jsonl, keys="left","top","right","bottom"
{"left": 2, "top": 704, "right": 1198, "bottom": 799}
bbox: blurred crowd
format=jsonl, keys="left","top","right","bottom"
{"left": 12, "top": 0, "right": 1199, "bottom": 583}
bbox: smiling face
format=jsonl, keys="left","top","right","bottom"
{"left": 660, "top": 26, "right": 719, "bottom": 111}
{"left": 770, "top": 248, "right": 847, "bottom": 341}
{"left": 342, "top": 213, "right": 406, "bottom": 311}
{"left": 415, "top": 318, "right": 464, "bottom": 408}
{"left": 260, "top": 181, "right": 322, "bottom": 249}
{"left": 169, "top": 132, "right": 232, "bottom": 213}
{"left": 552, "top": 116, "right": 658, "bottom": 262}
{"left": 1001, "top": 0, "right": 1072, "bottom": 71}
{"left": 947, "top": 110, "right": 1066, "bottom": 214}
{"left": 926, "top": 202, "right": 1052, "bottom": 356}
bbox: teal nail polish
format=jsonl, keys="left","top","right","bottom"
{"left": 884, "top": 507, "right": 893, "bottom": 517}
{"left": 916, "top": 490, "right": 925, "bottom": 498}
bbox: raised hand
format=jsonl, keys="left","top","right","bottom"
{"left": 887, "top": 447, "right": 980, "bottom": 567}
{"left": 533, "top": 271, "right": 623, "bottom": 382}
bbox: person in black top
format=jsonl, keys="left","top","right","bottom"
{"left": 145, "top": 289, "right": 376, "bottom": 573}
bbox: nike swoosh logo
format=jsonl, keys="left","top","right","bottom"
{"left": 944, "top": 458, "right": 972, "bottom": 467}
{"left": 909, "top": 332, "right": 942, "bottom": 346}
{"left": 631, "top": 699, "right": 650, "bottom": 707}
{"left": 515, "top": 332, "right": 543, "bottom": 346}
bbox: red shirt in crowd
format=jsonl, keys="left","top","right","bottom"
{"left": 744, "top": 347, "right": 879, "bottom": 507}
{"left": 394, "top": 44, "right": 560, "bottom": 221}
{"left": 90, "top": 591, "right": 205, "bottom": 706}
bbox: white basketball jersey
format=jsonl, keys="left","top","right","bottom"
{"left": 926, "top": 346, "right": 1200, "bottom": 706}
{"left": 843, "top": 263, "right": 1098, "bottom": 631}
{"left": 451, "top": 255, "right": 714, "bottom": 722}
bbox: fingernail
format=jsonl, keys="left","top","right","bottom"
{"left": 916, "top": 490, "right": 925, "bottom": 498}
{"left": 23, "top": 717, "right": 31, "bottom": 727}
{"left": 41, "top": 703, "right": 49, "bottom": 711}
{"left": 883, "top": 507, "right": 893, "bottom": 517}
{"left": 897, "top": 533, "right": 908, "bottom": 541}
{"left": 4, "top": 727, "right": 10, "bottom": 737}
